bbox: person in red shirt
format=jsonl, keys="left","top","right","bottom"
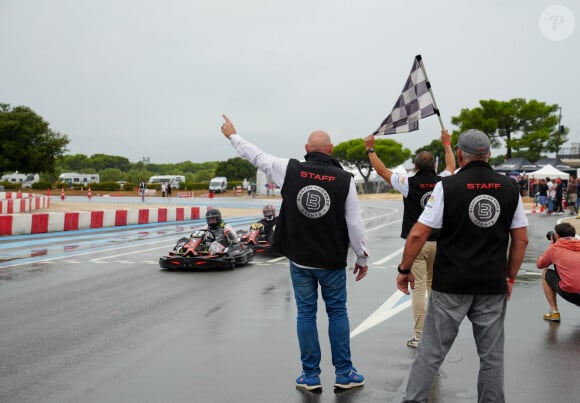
{"left": 537, "top": 222, "right": 580, "bottom": 321}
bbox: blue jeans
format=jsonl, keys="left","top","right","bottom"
{"left": 539, "top": 195, "right": 547, "bottom": 208}
{"left": 290, "top": 261, "right": 353, "bottom": 377}
{"left": 403, "top": 291, "right": 507, "bottom": 403}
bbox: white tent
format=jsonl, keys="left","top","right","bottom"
{"left": 527, "top": 164, "right": 570, "bottom": 180}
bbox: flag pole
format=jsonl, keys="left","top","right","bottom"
{"left": 415, "top": 55, "right": 445, "bottom": 130}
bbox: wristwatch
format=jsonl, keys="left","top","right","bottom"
{"left": 397, "top": 264, "right": 411, "bottom": 275}
{"left": 366, "top": 148, "right": 375, "bottom": 154}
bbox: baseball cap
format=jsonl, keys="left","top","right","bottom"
{"left": 457, "top": 129, "right": 491, "bottom": 155}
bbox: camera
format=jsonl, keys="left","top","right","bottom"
{"left": 546, "top": 231, "right": 556, "bottom": 243}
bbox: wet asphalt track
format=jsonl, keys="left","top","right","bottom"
{"left": 1, "top": 199, "right": 579, "bottom": 403}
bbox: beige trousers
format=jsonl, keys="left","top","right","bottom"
{"left": 410, "top": 241, "right": 436, "bottom": 339}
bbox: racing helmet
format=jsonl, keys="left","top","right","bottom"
{"left": 262, "top": 205, "right": 276, "bottom": 221}
{"left": 205, "top": 208, "right": 222, "bottom": 229}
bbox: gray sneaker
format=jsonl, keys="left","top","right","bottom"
{"left": 407, "top": 336, "right": 419, "bottom": 348}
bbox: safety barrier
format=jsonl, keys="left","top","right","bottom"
{"left": 0, "top": 205, "right": 209, "bottom": 236}
{"left": 0, "top": 192, "right": 51, "bottom": 214}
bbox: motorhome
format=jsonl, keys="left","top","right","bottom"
{"left": 209, "top": 176, "right": 228, "bottom": 193}
{"left": 58, "top": 172, "right": 100, "bottom": 187}
{"left": 148, "top": 175, "right": 185, "bottom": 188}
{"left": 0, "top": 172, "right": 40, "bottom": 188}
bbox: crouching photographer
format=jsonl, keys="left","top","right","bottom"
{"left": 537, "top": 222, "right": 580, "bottom": 322}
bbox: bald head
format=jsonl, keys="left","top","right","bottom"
{"left": 305, "top": 130, "right": 333, "bottom": 155}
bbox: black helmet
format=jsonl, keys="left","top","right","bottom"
{"left": 262, "top": 205, "right": 276, "bottom": 221}
{"left": 206, "top": 208, "right": 222, "bottom": 229}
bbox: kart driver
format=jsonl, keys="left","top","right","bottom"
{"left": 204, "top": 208, "right": 238, "bottom": 249}
{"left": 257, "top": 204, "right": 278, "bottom": 242}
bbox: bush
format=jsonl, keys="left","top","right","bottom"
{"left": 31, "top": 181, "right": 52, "bottom": 190}
{"left": 0, "top": 181, "right": 21, "bottom": 191}
{"left": 90, "top": 181, "right": 122, "bottom": 191}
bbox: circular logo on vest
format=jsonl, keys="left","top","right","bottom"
{"left": 296, "top": 185, "right": 331, "bottom": 219}
{"left": 468, "top": 195, "right": 501, "bottom": 228}
{"left": 420, "top": 191, "right": 432, "bottom": 209}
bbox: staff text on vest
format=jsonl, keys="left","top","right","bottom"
{"left": 300, "top": 171, "right": 336, "bottom": 182}
{"left": 466, "top": 183, "right": 502, "bottom": 190}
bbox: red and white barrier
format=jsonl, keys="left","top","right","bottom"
{"left": 0, "top": 205, "right": 208, "bottom": 236}
{"left": 0, "top": 192, "right": 51, "bottom": 214}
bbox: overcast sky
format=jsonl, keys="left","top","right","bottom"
{"left": 1, "top": 0, "right": 578, "bottom": 165}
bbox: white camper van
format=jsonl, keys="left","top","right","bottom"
{"left": 148, "top": 175, "right": 185, "bottom": 188}
{"left": 58, "top": 173, "right": 100, "bottom": 187}
{"left": 209, "top": 177, "right": 228, "bottom": 193}
{"left": 0, "top": 172, "right": 40, "bottom": 188}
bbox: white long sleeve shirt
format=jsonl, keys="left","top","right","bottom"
{"left": 228, "top": 134, "right": 369, "bottom": 267}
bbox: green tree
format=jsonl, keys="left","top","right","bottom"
{"left": 414, "top": 139, "right": 455, "bottom": 173}
{"left": 451, "top": 98, "right": 561, "bottom": 161}
{"left": 545, "top": 119, "right": 569, "bottom": 155}
{"left": 332, "top": 138, "right": 411, "bottom": 191}
{"left": 175, "top": 161, "right": 218, "bottom": 175}
{"left": 99, "top": 168, "right": 123, "bottom": 182}
{"left": 0, "top": 103, "right": 70, "bottom": 174}
{"left": 89, "top": 154, "right": 131, "bottom": 171}
{"left": 215, "top": 157, "right": 257, "bottom": 180}
{"left": 191, "top": 169, "right": 215, "bottom": 182}
{"left": 60, "top": 154, "right": 90, "bottom": 171}
{"left": 125, "top": 169, "right": 154, "bottom": 187}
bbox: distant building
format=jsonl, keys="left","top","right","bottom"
{"left": 557, "top": 142, "right": 580, "bottom": 168}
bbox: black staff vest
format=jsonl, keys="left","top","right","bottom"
{"left": 272, "top": 154, "right": 351, "bottom": 269}
{"left": 402, "top": 170, "right": 442, "bottom": 241}
{"left": 433, "top": 161, "right": 520, "bottom": 294}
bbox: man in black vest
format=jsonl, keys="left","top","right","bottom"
{"left": 220, "top": 114, "right": 369, "bottom": 391}
{"left": 397, "top": 129, "right": 529, "bottom": 403}
{"left": 365, "top": 130, "right": 455, "bottom": 349}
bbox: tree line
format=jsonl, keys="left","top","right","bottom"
{"left": 1, "top": 99, "right": 568, "bottom": 191}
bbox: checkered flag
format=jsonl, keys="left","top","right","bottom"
{"left": 374, "top": 55, "right": 442, "bottom": 135}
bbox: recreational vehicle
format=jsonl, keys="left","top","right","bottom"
{"left": 58, "top": 172, "right": 100, "bottom": 187}
{"left": 148, "top": 175, "right": 185, "bottom": 188}
{"left": 0, "top": 172, "right": 40, "bottom": 188}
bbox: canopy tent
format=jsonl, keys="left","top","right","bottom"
{"left": 534, "top": 157, "right": 576, "bottom": 175}
{"left": 346, "top": 163, "right": 408, "bottom": 194}
{"left": 493, "top": 157, "right": 539, "bottom": 174}
{"left": 527, "top": 164, "right": 570, "bottom": 180}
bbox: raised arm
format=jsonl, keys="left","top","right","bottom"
{"left": 364, "top": 134, "right": 393, "bottom": 184}
{"left": 441, "top": 129, "right": 456, "bottom": 174}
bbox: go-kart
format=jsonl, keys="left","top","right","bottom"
{"left": 238, "top": 222, "right": 280, "bottom": 256}
{"left": 159, "top": 228, "right": 254, "bottom": 270}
